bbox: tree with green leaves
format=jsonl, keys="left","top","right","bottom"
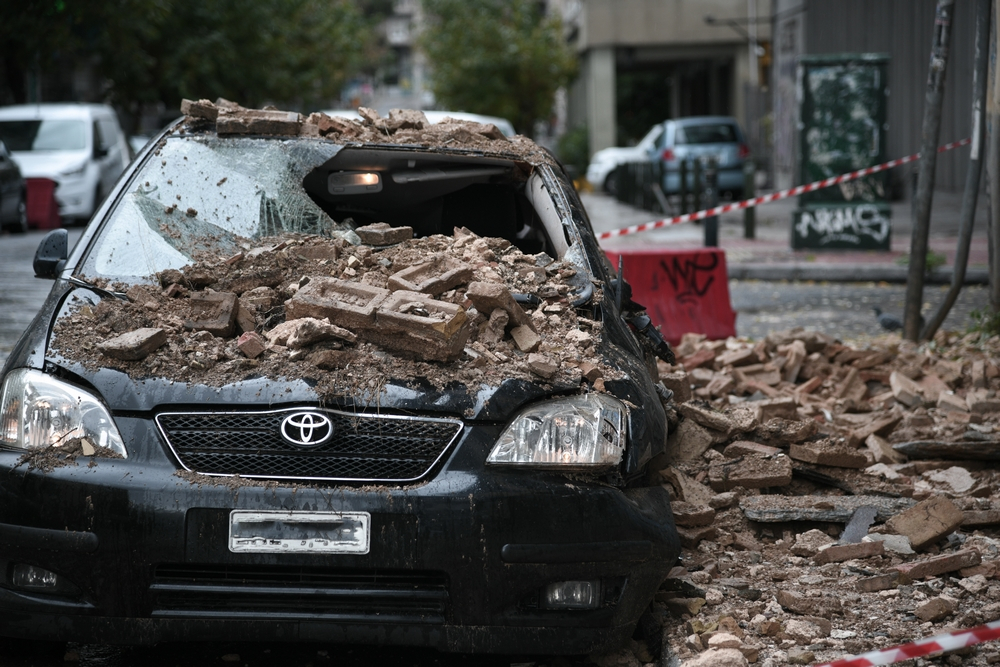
{"left": 419, "top": 0, "right": 577, "bottom": 137}
{"left": 2, "top": 0, "right": 375, "bottom": 132}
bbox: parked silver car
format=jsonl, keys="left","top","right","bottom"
{"left": 659, "top": 116, "right": 750, "bottom": 199}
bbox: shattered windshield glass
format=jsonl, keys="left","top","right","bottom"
{"left": 80, "top": 136, "right": 348, "bottom": 282}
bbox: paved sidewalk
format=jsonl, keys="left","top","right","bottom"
{"left": 584, "top": 188, "right": 991, "bottom": 283}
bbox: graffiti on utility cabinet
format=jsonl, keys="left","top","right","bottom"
{"left": 792, "top": 203, "right": 891, "bottom": 250}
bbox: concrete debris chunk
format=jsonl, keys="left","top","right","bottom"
{"left": 510, "top": 325, "right": 541, "bottom": 353}
{"left": 388, "top": 255, "right": 473, "bottom": 294}
{"left": 466, "top": 281, "right": 534, "bottom": 330}
{"left": 180, "top": 98, "right": 219, "bottom": 121}
{"left": 98, "top": 328, "right": 167, "bottom": 361}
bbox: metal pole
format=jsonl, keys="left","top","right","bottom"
{"left": 705, "top": 158, "right": 719, "bottom": 247}
{"left": 904, "top": 0, "right": 955, "bottom": 340}
{"left": 744, "top": 158, "right": 756, "bottom": 238}
{"left": 693, "top": 159, "right": 703, "bottom": 216}
{"left": 988, "top": 0, "right": 1000, "bottom": 311}
{"left": 922, "top": 0, "right": 991, "bottom": 340}
{"left": 680, "top": 160, "right": 689, "bottom": 213}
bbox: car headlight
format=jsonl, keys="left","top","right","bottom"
{"left": 487, "top": 394, "right": 626, "bottom": 470}
{"left": 0, "top": 369, "right": 126, "bottom": 457}
{"left": 60, "top": 162, "right": 87, "bottom": 178}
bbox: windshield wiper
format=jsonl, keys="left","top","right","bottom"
{"left": 67, "top": 276, "right": 130, "bottom": 301}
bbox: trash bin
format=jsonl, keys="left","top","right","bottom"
{"left": 26, "top": 178, "right": 61, "bottom": 229}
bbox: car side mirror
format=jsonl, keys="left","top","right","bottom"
{"left": 93, "top": 145, "right": 108, "bottom": 159}
{"left": 34, "top": 229, "right": 69, "bottom": 279}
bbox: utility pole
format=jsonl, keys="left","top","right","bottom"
{"left": 904, "top": 0, "right": 954, "bottom": 341}
{"left": 988, "top": 0, "right": 1000, "bottom": 312}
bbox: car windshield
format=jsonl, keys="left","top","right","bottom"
{"left": 676, "top": 123, "right": 738, "bottom": 145}
{"left": 80, "top": 135, "right": 349, "bottom": 281}
{"left": 0, "top": 119, "right": 88, "bottom": 151}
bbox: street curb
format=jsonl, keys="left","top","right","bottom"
{"left": 727, "top": 264, "right": 989, "bottom": 284}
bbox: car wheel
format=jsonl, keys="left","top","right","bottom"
{"left": 604, "top": 169, "right": 619, "bottom": 197}
{"left": 13, "top": 190, "right": 28, "bottom": 233}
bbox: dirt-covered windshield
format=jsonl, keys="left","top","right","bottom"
{"left": 80, "top": 136, "right": 354, "bottom": 281}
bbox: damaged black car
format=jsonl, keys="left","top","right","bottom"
{"left": 0, "top": 104, "right": 680, "bottom": 655}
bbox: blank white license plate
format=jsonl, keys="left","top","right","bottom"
{"left": 229, "top": 510, "right": 370, "bottom": 554}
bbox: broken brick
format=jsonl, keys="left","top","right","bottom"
{"left": 98, "top": 328, "right": 167, "bottom": 361}
{"left": 678, "top": 402, "right": 733, "bottom": 433}
{"left": 914, "top": 596, "right": 957, "bottom": 622}
{"left": 890, "top": 548, "right": 981, "bottom": 582}
{"left": 183, "top": 291, "right": 238, "bottom": 337}
{"left": 775, "top": 589, "right": 841, "bottom": 618}
{"left": 812, "top": 540, "right": 884, "bottom": 565}
{"left": 889, "top": 371, "right": 923, "bottom": 407}
{"left": 355, "top": 222, "right": 413, "bottom": 246}
{"left": 677, "top": 524, "right": 718, "bottom": 549}
{"left": 671, "top": 501, "right": 717, "bottom": 527}
{"left": 681, "top": 347, "right": 717, "bottom": 370}
{"left": 722, "top": 440, "right": 783, "bottom": 458}
{"left": 285, "top": 278, "right": 388, "bottom": 329}
{"left": 789, "top": 441, "right": 869, "bottom": 469}
{"left": 937, "top": 391, "right": 970, "bottom": 413}
{"left": 749, "top": 397, "right": 798, "bottom": 422}
{"left": 527, "top": 353, "right": 557, "bottom": 379}
{"left": 885, "top": 496, "right": 966, "bottom": 551}
{"left": 855, "top": 571, "right": 899, "bottom": 592}
{"left": 180, "top": 98, "right": 219, "bottom": 121}
{"left": 388, "top": 255, "right": 474, "bottom": 295}
{"left": 668, "top": 419, "right": 715, "bottom": 461}
{"left": 236, "top": 331, "right": 266, "bottom": 359}
{"left": 707, "top": 452, "right": 792, "bottom": 491}
{"left": 865, "top": 434, "right": 906, "bottom": 465}
{"left": 466, "top": 281, "right": 533, "bottom": 330}
{"left": 510, "top": 325, "right": 541, "bottom": 353}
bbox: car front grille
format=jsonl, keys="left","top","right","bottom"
{"left": 155, "top": 408, "right": 464, "bottom": 482}
{"left": 150, "top": 564, "right": 449, "bottom": 622}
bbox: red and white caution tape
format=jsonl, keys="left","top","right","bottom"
{"left": 596, "top": 137, "right": 972, "bottom": 241}
{"left": 812, "top": 618, "right": 1000, "bottom": 667}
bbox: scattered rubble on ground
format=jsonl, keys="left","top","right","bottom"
{"left": 50, "top": 227, "right": 612, "bottom": 404}
{"left": 589, "top": 328, "right": 1000, "bottom": 667}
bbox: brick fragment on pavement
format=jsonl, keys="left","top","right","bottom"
{"left": 890, "top": 370, "right": 923, "bottom": 407}
{"left": 678, "top": 401, "right": 733, "bottom": 433}
{"left": 884, "top": 496, "right": 965, "bottom": 550}
{"left": 789, "top": 441, "right": 869, "bottom": 468}
{"left": 865, "top": 433, "right": 906, "bottom": 464}
{"left": 775, "top": 589, "right": 841, "bottom": 618}
{"left": 812, "top": 540, "right": 884, "bottom": 565}
{"left": 856, "top": 571, "right": 899, "bottom": 592}
{"left": 670, "top": 501, "right": 716, "bottom": 527}
{"left": 708, "top": 452, "right": 792, "bottom": 491}
{"left": 890, "top": 548, "right": 981, "bottom": 583}
{"left": 98, "top": 328, "right": 167, "bottom": 361}
{"left": 510, "top": 325, "right": 541, "bottom": 352}
{"left": 914, "top": 596, "right": 957, "bottom": 622}
{"left": 723, "top": 440, "right": 782, "bottom": 458}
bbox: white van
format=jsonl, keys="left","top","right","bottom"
{"left": 0, "top": 103, "right": 131, "bottom": 223}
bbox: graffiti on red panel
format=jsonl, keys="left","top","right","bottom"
{"left": 658, "top": 253, "right": 719, "bottom": 305}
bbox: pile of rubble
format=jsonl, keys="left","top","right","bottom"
{"left": 177, "top": 98, "right": 552, "bottom": 163}
{"left": 592, "top": 328, "right": 1000, "bottom": 667}
{"left": 51, "top": 226, "right": 611, "bottom": 402}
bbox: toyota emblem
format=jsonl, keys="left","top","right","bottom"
{"left": 280, "top": 411, "right": 334, "bottom": 447}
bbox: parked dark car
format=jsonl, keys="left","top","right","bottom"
{"left": 659, "top": 116, "right": 750, "bottom": 199}
{"left": 0, "top": 139, "right": 27, "bottom": 233}
{"left": 0, "top": 105, "right": 679, "bottom": 655}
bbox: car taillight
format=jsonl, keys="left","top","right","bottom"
{"left": 738, "top": 143, "right": 750, "bottom": 159}
{"left": 661, "top": 148, "right": 675, "bottom": 161}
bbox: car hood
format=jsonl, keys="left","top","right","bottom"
{"left": 12, "top": 150, "right": 89, "bottom": 179}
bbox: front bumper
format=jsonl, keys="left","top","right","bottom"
{"left": 0, "top": 419, "right": 679, "bottom": 654}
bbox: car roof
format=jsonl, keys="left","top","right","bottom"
{"left": 323, "top": 109, "right": 516, "bottom": 137}
{"left": 0, "top": 103, "right": 116, "bottom": 121}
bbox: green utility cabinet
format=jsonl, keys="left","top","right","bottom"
{"left": 792, "top": 53, "right": 891, "bottom": 250}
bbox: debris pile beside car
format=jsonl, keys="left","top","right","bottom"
{"left": 50, "top": 226, "right": 612, "bottom": 399}
{"left": 590, "top": 328, "right": 1000, "bottom": 667}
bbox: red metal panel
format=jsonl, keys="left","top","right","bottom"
{"left": 26, "top": 178, "right": 61, "bottom": 229}
{"left": 605, "top": 248, "right": 736, "bottom": 345}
